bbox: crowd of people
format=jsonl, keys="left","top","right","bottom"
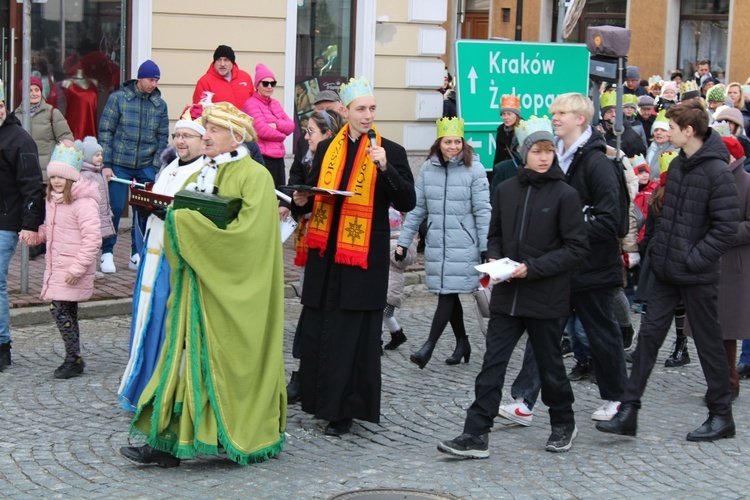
{"left": 0, "top": 52, "right": 747, "bottom": 469}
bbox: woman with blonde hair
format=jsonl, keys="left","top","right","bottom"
{"left": 726, "top": 82, "right": 750, "bottom": 131}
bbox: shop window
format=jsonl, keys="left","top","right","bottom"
{"left": 294, "top": 0, "right": 354, "bottom": 151}
{"left": 678, "top": 0, "right": 729, "bottom": 80}
{"left": 554, "top": 0, "right": 626, "bottom": 43}
{"left": 29, "top": 0, "right": 126, "bottom": 139}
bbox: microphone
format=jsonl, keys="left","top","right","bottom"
{"left": 367, "top": 129, "right": 382, "bottom": 169}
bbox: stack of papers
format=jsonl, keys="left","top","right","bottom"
{"left": 474, "top": 258, "right": 521, "bottom": 287}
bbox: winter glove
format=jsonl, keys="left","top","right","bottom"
{"left": 394, "top": 245, "right": 407, "bottom": 262}
{"left": 481, "top": 251, "right": 489, "bottom": 263}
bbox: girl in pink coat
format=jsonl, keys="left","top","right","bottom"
{"left": 241, "top": 63, "right": 294, "bottom": 188}
{"left": 28, "top": 143, "right": 101, "bottom": 379}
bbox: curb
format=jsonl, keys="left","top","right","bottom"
{"left": 10, "top": 270, "right": 428, "bottom": 327}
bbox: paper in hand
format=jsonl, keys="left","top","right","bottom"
{"left": 280, "top": 217, "right": 298, "bottom": 243}
{"left": 474, "top": 258, "right": 521, "bottom": 287}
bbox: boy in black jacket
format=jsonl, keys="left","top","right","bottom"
{"left": 597, "top": 98, "right": 740, "bottom": 441}
{"left": 438, "top": 117, "right": 589, "bottom": 457}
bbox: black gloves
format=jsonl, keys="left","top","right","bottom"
{"left": 481, "top": 251, "right": 488, "bottom": 263}
{"left": 394, "top": 245, "right": 407, "bottom": 262}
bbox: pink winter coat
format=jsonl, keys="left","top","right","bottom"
{"left": 36, "top": 180, "right": 102, "bottom": 302}
{"left": 241, "top": 93, "right": 294, "bottom": 159}
{"left": 80, "top": 161, "right": 116, "bottom": 239}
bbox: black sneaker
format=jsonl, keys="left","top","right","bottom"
{"left": 437, "top": 433, "right": 489, "bottom": 459}
{"left": 560, "top": 337, "right": 573, "bottom": 358}
{"left": 567, "top": 357, "right": 591, "bottom": 381}
{"left": 54, "top": 357, "right": 85, "bottom": 379}
{"left": 737, "top": 363, "right": 750, "bottom": 378}
{"left": 546, "top": 424, "right": 578, "bottom": 453}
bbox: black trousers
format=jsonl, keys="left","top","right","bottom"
{"left": 262, "top": 155, "right": 286, "bottom": 188}
{"left": 571, "top": 287, "right": 627, "bottom": 401}
{"left": 624, "top": 277, "right": 732, "bottom": 416}
{"left": 464, "top": 313, "right": 575, "bottom": 435}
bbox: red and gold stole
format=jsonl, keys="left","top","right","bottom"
{"left": 306, "top": 123, "right": 379, "bottom": 269}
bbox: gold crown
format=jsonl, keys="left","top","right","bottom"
{"left": 623, "top": 94, "right": 638, "bottom": 107}
{"left": 339, "top": 76, "right": 374, "bottom": 107}
{"left": 659, "top": 150, "right": 678, "bottom": 174}
{"left": 680, "top": 80, "right": 699, "bottom": 94}
{"left": 202, "top": 102, "right": 256, "bottom": 142}
{"left": 500, "top": 94, "right": 520, "bottom": 110}
{"left": 436, "top": 117, "right": 464, "bottom": 138}
{"left": 600, "top": 90, "right": 617, "bottom": 109}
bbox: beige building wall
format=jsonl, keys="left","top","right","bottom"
{"left": 489, "top": 0, "right": 542, "bottom": 41}
{"left": 627, "top": 0, "right": 668, "bottom": 80}
{"left": 151, "top": 0, "right": 288, "bottom": 124}
{"left": 729, "top": 1, "right": 750, "bottom": 83}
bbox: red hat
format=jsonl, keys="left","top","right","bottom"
{"left": 19, "top": 76, "right": 43, "bottom": 94}
{"left": 722, "top": 136, "right": 745, "bottom": 161}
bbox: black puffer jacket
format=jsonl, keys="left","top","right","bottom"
{"left": 650, "top": 130, "right": 739, "bottom": 285}
{"left": 564, "top": 128, "right": 623, "bottom": 291}
{"left": 493, "top": 125, "right": 516, "bottom": 166}
{"left": 488, "top": 162, "right": 589, "bottom": 318}
{"left": 603, "top": 120, "right": 647, "bottom": 157}
{"left": 0, "top": 113, "right": 44, "bottom": 232}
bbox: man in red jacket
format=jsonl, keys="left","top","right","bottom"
{"left": 192, "top": 45, "right": 254, "bottom": 108}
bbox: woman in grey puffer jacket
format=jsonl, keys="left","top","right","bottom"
{"left": 397, "top": 118, "right": 491, "bottom": 369}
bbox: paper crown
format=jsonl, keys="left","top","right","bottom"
{"left": 648, "top": 75, "right": 662, "bottom": 86}
{"left": 630, "top": 154, "right": 647, "bottom": 168}
{"left": 711, "top": 121, "right": 732, "bottom": 137}
{"left": 339, "top": 76, "right": 374, "bottom": 107}
{"left": 47, "top": 142, "right": 84, "bottom": 181}
{"left": 436, "top": 117, "right": 464, "bottom": 138}
{"left": 202, "top": 101, "right": 256, "bottom": 142}
{"left": 654, "top": 109, "right": 668, "bottom": 124}
{"left": 0, "top": 79, "right": 4, "bottom": 101}
{"left": 501, "top": 94, "right": 520, "bottom": 110}
{"left": 680, "top": 80, "right": 699, "bottom": 95}
{"left": 516, "top": 115, "right": 554, "bottom": 146}
{"left": 600, "top": 90, "right": 617, "bottom": 110}
{"left": 743, "top": 85, "right": 750, "bottom": 98}
{"left": 623, "top": 94, "right": 638, "bottom": 108}
{"left": 659, "top": 150, "right": 678, "bottom": 174}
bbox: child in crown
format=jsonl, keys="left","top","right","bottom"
{"left": 23, "top": 141, "right": 101, "bottom": 379}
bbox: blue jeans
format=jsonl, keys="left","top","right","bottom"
{"left": 0, "top": 231, "right": 19, "bottom": 343}
{"left": 565, "top": 313, "right": 591, "bottom": 361}
{"left": 740, "top": 340, "right": 750, "bottom": 366}
{"left": 101, "top": 165, "right": 156, "bottom": 255}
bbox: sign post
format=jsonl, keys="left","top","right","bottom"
{"left": 455, "top": 40, "right": 590, "bottom": 170}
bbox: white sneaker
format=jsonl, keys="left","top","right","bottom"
{"left": 100, "top": 253, "right": 116, "bottom": 274}
{"left": 591, "top": 400, "right": 621, "bottom": 421}
{"left": 128, "top": 253, "right": 140, "bottom": 271}
{"left": 498, "top": 398, "right": 533, "bottom": 426}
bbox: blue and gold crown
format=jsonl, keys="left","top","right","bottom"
{"left": 648, "top": 75, "right": 662, "bottom": 86}
{"left": 711, "top": 121, "right": 731, "bottom": 137}
{"left": 49, "top": 143, "right": 84, "bottom": 171}
{"left": 516, "top": 115, "right": 554, "bottom": 146}
{"left": 339, "top": 76, "right": 374, "bottom": 107}
{"left": 631, "top": 154, "right": 647, "bottom": 168}
{"left": 436, "top": 117, "right": 464, "bottom": 138}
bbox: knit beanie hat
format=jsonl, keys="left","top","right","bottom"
{"left": 722, "top": 136, "right": 745, "bottom": 161}
{"left": 47, "top": 142, "right": 84, "bottom": 181}
{"left": 714, "top": 106, "right": 745, "bottom": 130}
{"left": 137, "top": 60, "right": 161, "bottom": 79}
{"left": 626, "top": 66, "right": 640, "bottom": 80}
{"left": 661, "top": 81, "right": 677, "bottom": 97}
{"left": 706, "top": 85, "right": 726, "bottom": 103}
{"left": 213, "top": 45, "right": 236, "bottom": 64}
{"left": 19, "top": 76, "right": 43, "bottom": 94}
{"left": 254, "top": 63, "right": 276, "bottom": 86}
{"left": 78, "top": 136, "right": 103, "bottom": 163}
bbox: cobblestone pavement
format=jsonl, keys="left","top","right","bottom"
{"left": 1, "top": 286, "right": 749, "bottom": 499}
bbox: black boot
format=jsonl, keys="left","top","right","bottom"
{"left": 54, "top": 357, "right": 85, "bottom": 379}
{"left": 664, "top": 336, "right": 690, "bottom": 367}
{"left": 445, "top": 336, "right": 471, "bottom": 365}
{"left": 286, "top": 371, "right": 301, "bottom": 404}
{"left": 621, "top": 325, "right": 635, "bottom": 351}
{"left": 410, "top": 341, "right": 436, "bottom": 369}
{"left": 120, "top": 445, "right": 181, "bottom": 467}
{"left": 567, "top": 357, "right": 591, "bottom": 381}
{"left": 0, "top": 342, "right": 11, "bottom": 372}
{"left": 383, "top": 329, "right": 407, "bottom": 350}
{"left": 686, "top": 414, "right": 735, "bottom": 441}
{"left": 596, "top": 402, "right": 639, "bottom": 436}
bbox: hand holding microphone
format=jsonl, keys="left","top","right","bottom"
{"left": 367, "top": 129, "right": 387, "bottom": 171}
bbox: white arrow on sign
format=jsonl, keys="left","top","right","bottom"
{"left": 468, "top": 67, "right": 478, "bottom": 95}
{"left": 467, "top": 139, "right": 483, "bottom": 149}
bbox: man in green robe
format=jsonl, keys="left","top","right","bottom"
{"left": 120, "top": 102, "right": 286, "bottom": 467}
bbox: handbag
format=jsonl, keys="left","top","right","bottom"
{"left": 472, "top": 286, "right": 491, "bottom": 336}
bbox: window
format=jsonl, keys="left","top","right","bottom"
{"left": 294, "top": 0, "right": 355, "bottom": 151}
{"left": 678, "top": 0, "right": 729, "bottom": 80}
{"left": 553, "top": 0, "right": 626, "bottom": 43}
{"left": 28, "top": 0, "right": 126, "bottom": 139}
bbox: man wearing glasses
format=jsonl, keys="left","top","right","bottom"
{"left": 98, "top": 60, "right": 169, "bottom": 273}
{"left": 117, "top": 103, "right": 206, "bottom": 412}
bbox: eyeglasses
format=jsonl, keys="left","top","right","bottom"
{"left": 260, "top": 80, "right": 277, "bottom": 88}
{"left": 171, "top": 133, "right": 202, "bottom": 141}
{"left": 305, "top": 127, "right": 317, "bottom": 135}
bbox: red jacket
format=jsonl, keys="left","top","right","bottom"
{"left": 193, "top": 63, "right": 254, "bottom": 109}
{"left": 634, "top": 179, "right": 658, "bottom": 242}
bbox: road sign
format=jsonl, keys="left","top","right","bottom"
{"left": 455, "top": 40, "right": 590, "bottom": 170}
